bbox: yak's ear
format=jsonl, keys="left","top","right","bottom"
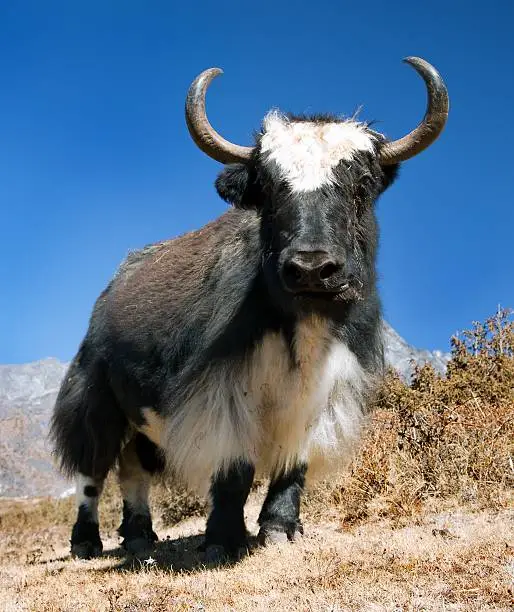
{"left": 215, "top": 164, "right": 261, "bottom": 209}
{"left": 371, "top": 133, "right": 400, "bottom": 193}
{"left": 380, "top": 161, "right": 400, "bottom": 191}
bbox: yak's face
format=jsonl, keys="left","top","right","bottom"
{"left": 216, "top": 112, "right": 399, "bottom": 315}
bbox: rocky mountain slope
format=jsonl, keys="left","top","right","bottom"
{"left": 0, "top": 323, "right": 449, "bottom": 498}
{"left": 383, "top": 322, "right": 449, "bottom": 380}
{"left": 0, "top": 359, "right": 70, "bottom": 498}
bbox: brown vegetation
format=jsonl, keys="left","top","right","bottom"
{"left": 1, "top": 309, "right": 513, "bottom": 610}
{"left": 306, "top": 307, "right": 514, "bottom": 526}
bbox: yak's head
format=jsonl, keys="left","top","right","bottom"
{"left": 185, "top": 58, "right": 449, "bottom": 315}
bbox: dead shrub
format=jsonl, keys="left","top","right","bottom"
{"left": 306, "top": 307, "right": 514, "bottom": 525}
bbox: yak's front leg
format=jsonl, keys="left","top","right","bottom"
{"left": 258, "top": 463, "right": 307, "bottom": 544}
{"left": 203, "top": 460, "right": 255, "bottom": 562}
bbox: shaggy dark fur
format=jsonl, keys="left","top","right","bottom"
{"left": 50, "top": 116, "right": 399, "bottom": 561}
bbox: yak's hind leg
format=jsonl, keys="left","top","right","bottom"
{"left": 71, "top": 474, "right": 106, "bottom": 558}
{"left": 50, "top": 350, "right": 128, "bottom": 559}
{"left": 203, "top": 460, "right": 255, "bottom": 563}
{"left": 258, "top": 463, "right": 307, "bottom": 545}
{"left": 118, "top": 433, "right": 163, "bottom": 555}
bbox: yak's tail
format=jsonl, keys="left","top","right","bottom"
{"left": 50, "top": 347, "right": 128, "bottom": 479}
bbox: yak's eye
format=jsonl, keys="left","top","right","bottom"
{"left": 359, "top": 173, "right": 374, "bottom": 187}
{"left": 355, "top": 174, "right": 374, "bottom": 211}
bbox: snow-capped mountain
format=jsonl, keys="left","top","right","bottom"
{"left": 383, "top": 322, "right": 450, "bottom": 380}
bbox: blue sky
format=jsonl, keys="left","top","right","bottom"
{"left": 1, "top": 1, "right": 513, "bottom": 364}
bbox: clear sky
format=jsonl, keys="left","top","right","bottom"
{"left": 1, "top": 1, "right": 513, "bottom": 364}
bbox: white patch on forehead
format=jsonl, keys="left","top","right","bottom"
{"left": 260, "top": 110, "right": 376, "bottom": 193}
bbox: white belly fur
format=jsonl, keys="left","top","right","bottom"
{"left": 140, "top": 315, "right": 373, "bottom": 496}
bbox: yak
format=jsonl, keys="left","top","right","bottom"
{"left": 50, "top": 57, "right": 449, "bottom": 562}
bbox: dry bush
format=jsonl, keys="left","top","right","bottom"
{"left": 151, "top": 479, "right": 206, "bottom": 527}
{"left": 306, "top": 307, "right": 514, "bottom": 525}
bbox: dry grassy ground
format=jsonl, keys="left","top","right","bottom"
{"left": 1, "top": 492, "right": 513, "bottom": 612}
{"left": 1, "top": 310, "right": 512, "bottom": 611}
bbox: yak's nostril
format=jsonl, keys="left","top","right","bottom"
{"left": 318, "top": 262, "right": 339, "bottom": 280}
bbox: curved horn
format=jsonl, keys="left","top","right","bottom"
{"left": 185, "top": 68, "right": 254, "bottom": 164}
{"left": 379, "top": 57, "right": 449, "bottom": 165}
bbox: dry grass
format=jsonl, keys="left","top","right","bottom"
{"left": 1, "top": 498, "right": 513, "bottom": 611}
{"left": 0, "top": 309, "right": 513, "bottom": 610}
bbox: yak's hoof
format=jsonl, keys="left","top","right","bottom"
{"left": 71, "top": 541, "right": 103, "bottom": 560}
{"left": 122, "top": 534, "right": 157, "bottom": 557}
{"left": 118, "top": 510, "right": 158, "bottom": 557}
{"left": 258, "top": 520, "right": 304, "bottom": 546}
{"left": 70, "top": 517, "right": 103, "bottom": 559}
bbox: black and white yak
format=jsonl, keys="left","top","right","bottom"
{"left": 50, "top": 57, "right": 449, "bottom": 562}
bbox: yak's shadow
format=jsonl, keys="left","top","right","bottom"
{"left": 33, "top": 528, "right": 262, "bottom": 573}
{"left": 97, "top": 532, "right": 260, "bottom": 573}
